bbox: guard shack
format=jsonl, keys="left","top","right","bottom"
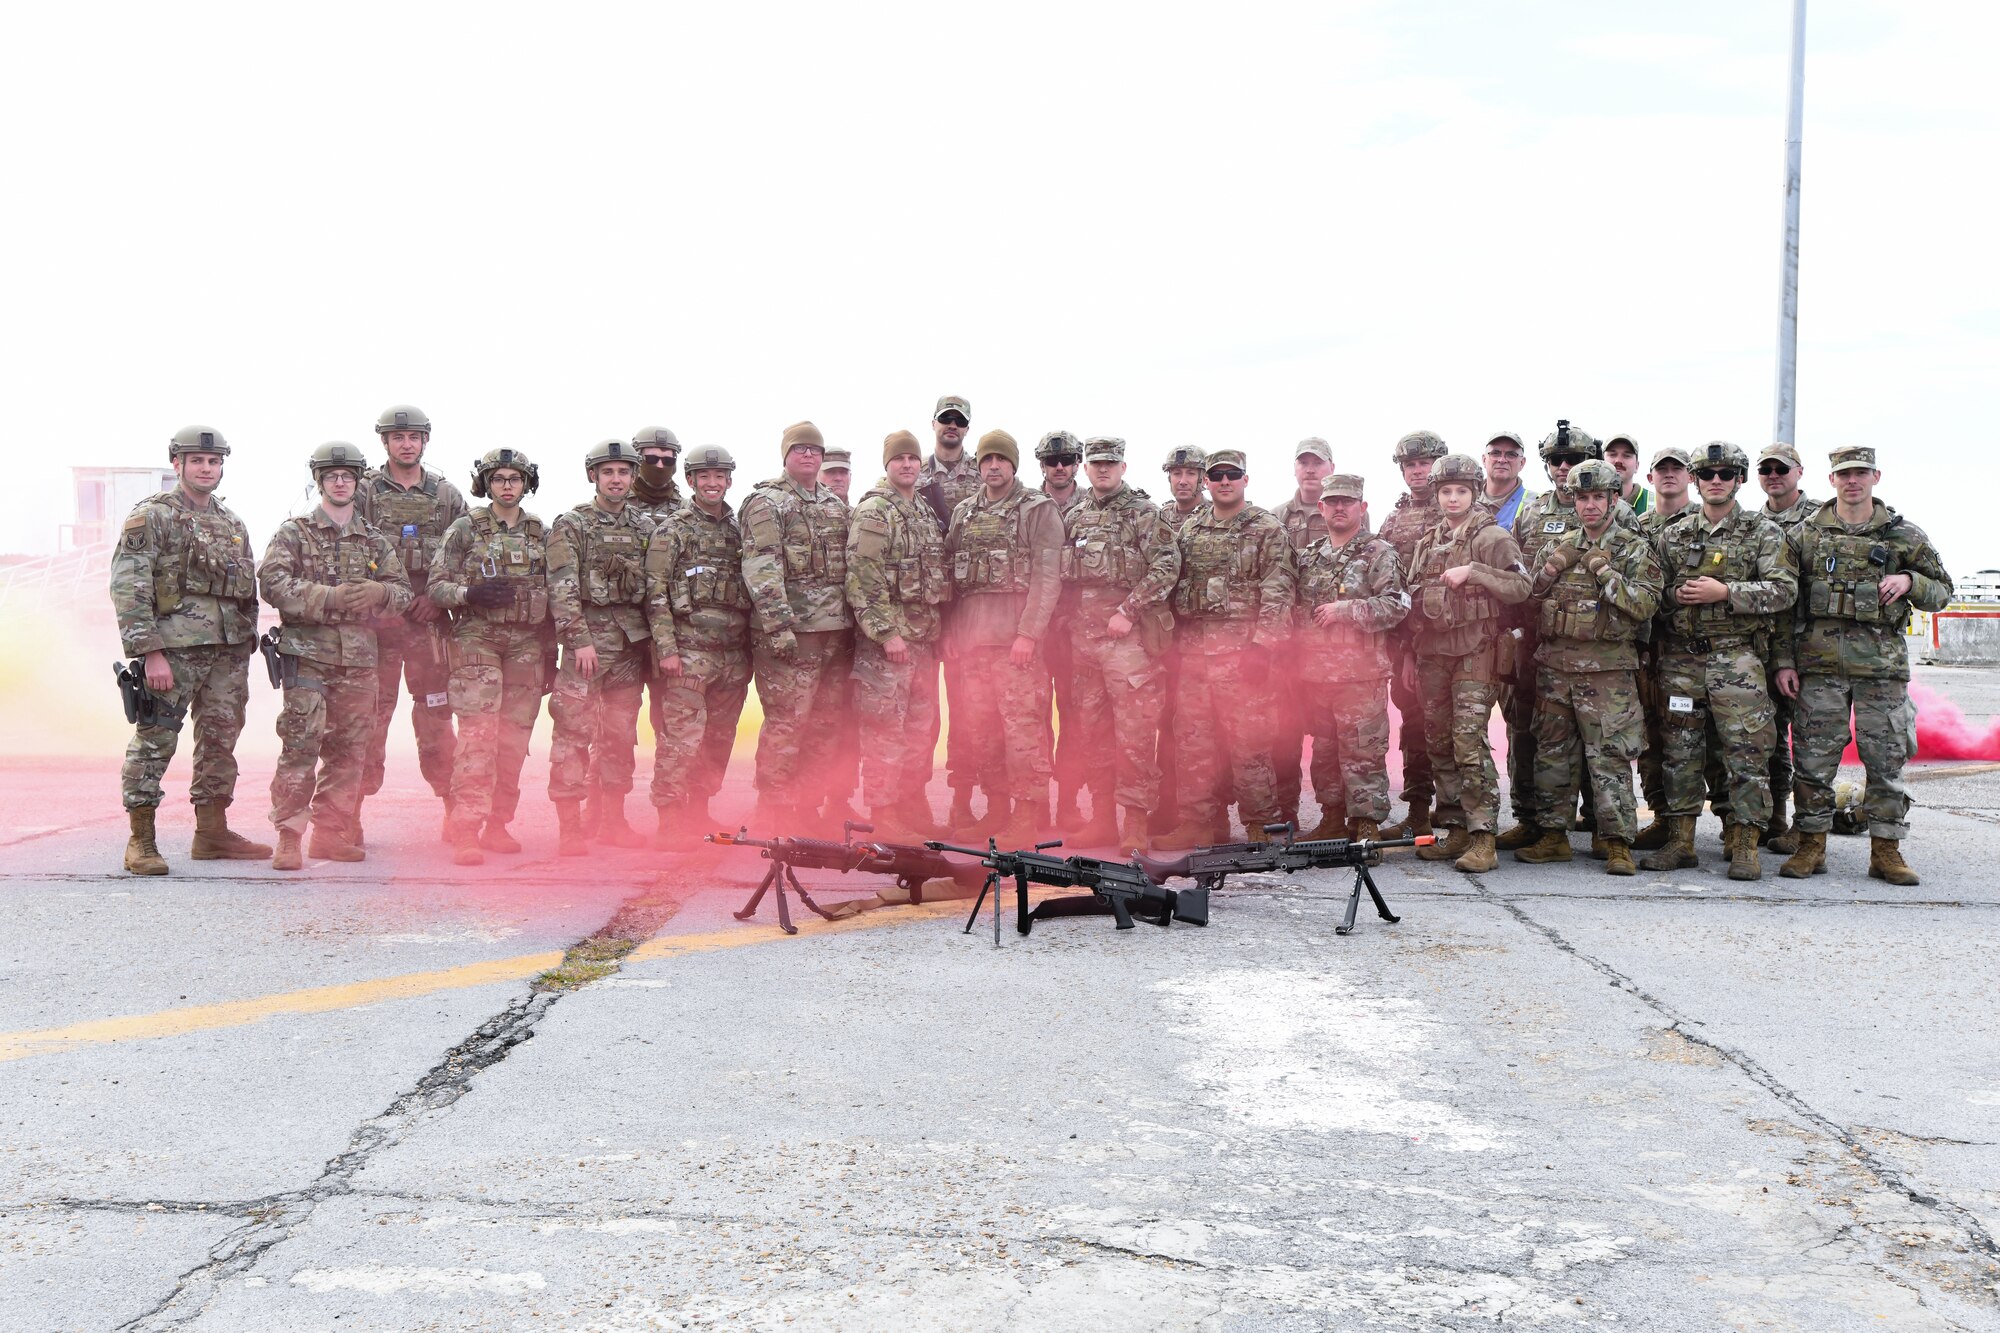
{"left": 68, "top": 466, "right": 176, "bottom": 550}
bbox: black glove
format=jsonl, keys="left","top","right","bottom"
{"left": 465, "top": 582, "right": 514, "bottom": 609}
{"left": 1240, "top": 644, "right": 1271, "bottom": 687}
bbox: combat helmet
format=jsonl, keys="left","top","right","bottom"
{"left": 1567, "top": 459, "right": 1621, "bottom": 494}
{"left": 1692, "top": 441, "right": 1751, "bottom": 476}
{"left": 470, "top": 447, "right": 540, "bottom": 498}
{"left": 308, "top": 441, "right": 370, "bottom": 480}
{"left": 1431, "top": 453, "right": 1485, "bottom": 488}
{"left": 1538, "top": 419, "right": 1602, "bottom": 462}
{"left": 375, "top": 405, "right": 432, "bottom": 436}
{"left": 585, "top": 437, "right": 640, "bottom": 476}
{"left": 1392, "top": 430, "right": 1448, "bottom": 463}
{"left": 682, "top": 445, "right": 736, "bottom": 477}
{"left": 1036, "top": 430, "right": 1082, "bottom": 460}
{"left": 168, "top": 425, "right": 229, "bottom": 458}
{"left": 1162, "top": 446, "right": 1206, "bottom": 471}
{"left": 632, "top": 426, "right": 681, "bottom": 453}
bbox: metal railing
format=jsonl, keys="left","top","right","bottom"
{"left": 0, "top": 542, "right": 114, "bottom": 613}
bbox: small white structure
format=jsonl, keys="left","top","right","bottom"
{"left": 1954, "top": 570, "right": 2000, "bottom": 605}
{"left": 68, "top": 466, "right": 175, "bottom": 550}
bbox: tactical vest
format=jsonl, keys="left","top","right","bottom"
{"left": 568, "top": 506, "right": 649, "bottom": 607}
{"left": 1799, "top": 517, "right": 1908, "bottom": 630}
{"left": 953, "top": 488, "right": 1039, "bottom": 594}
{"left": 1063, "top": 497, "right": 1149, "bottom": 591}
{"left": 142, "top": 496, "right": 256, "bottom": 615}
{"left": 291, "top": 519, "right": 382, "bottom": 622}
{"left": 1173, "top": 515, "right": 1278, "bottom": 621}
{"left": 874, "top": 498, "right": 949, "bottom": 606}
{"left": 1377, "top": 491, "right": 1436, "bottom": 565}
{"left": 368, "top": 475, "right": 452, "bottom": 583}
{"left": 1300, "top": 536, "right": 1387, "bottom": 658}
{"left": 1664, "top": 512, "right": 1765, "bottom": 643}
{"left": 753, "top": 481, "right": 847, "bottom": 591}
{"left": 1410, "top": 514, "right": 1499, "bottom": 631}
{"left": 1516, "top": 496, "right": 1581, "bottom": 566}
{"left": 1538, "top": 542, "right": 1641, "bottom": 643}
{"left": 461, "top": 509, "right": 549, "bottom": 625}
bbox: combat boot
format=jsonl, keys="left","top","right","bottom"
{"left": 1763, "top": 795, "right": 1799, "bottom": 855}
{"left": 1630, "top": 815, "right": 1671, "bottom": 851}
{"left": 1071, "top": 804, "right": 1120, "bottom": 847}
{"left": 1380, "top": 802, "right": 1431, "bottom": 840}
{"left": 1513, "top": 828, "right": 1573, "bottom": 864}
{"left": 1301, "top": 804, "right": 1346, "bottom": 841}
{"left": 271, "top": 830, "right": 303, "bottom": 871}
{"left": 997, "top": 800, "right": 1044, "bottom": 851}
{"left": 1779, "top": 830, "right": 1827, "bottom": 879}
{"left": 1453, "top": 830, "right": 1497, "bottom": 873}
{"left": 651, "top": 804, "right": 677, "bottom": 851}
{"left": 480, "top": 820, "right": 522, "bottom": 854}
{"left": 123, "top": 807, "right": 169, "bottom": 876}
{"left": 1588, "top": 834, "right": 1611, "bottom": 862}
{"left": 1726, "top": 823, "right": 1761, "bottom": 881}
{"left": 348, "top": 798, "right": 366, "bottom": 850}
{"left": 947, "top": 787, "right": 978, "bottom": 834}
{"left": 598, "top": 795, "right": 644, "bottom": 849}
{"left": 555, "top": 800, "right": 589, "bottom": 857}
{"left": 1119, "top": 805, "right": 1151, "bottom": 854}
{"left": 1054, "top": 785, "right": 1086, "bottom": 833}
{"left": 891, "top": 795, "right": 941, "bottom": 839}
{"left": 862, "top": 806, "right": 920, "bottom": 845}
{"left": 1244, "top": 819, "right": 1276, "bottom": 846}
{"left": 450, "top": 823, "right": 485, "bottom": 866}
{"left": 1152, "top": 818, "right": 1214, "bottom": 852}
{"left": 307, "top": 823, "right": 365, "bottom": 863}
{"left": 1418, "top": 828, "right": 1469, "bottom": 861}
{"left": 1494, "top": 822, "right": 1541, "bottom": 851}
{"left": 1868, "top": 837, "right": 1919, "bottom": 886}
{"left": 1350, "top": 818, "right": 1381, "bottom": 843}
{"left": 1640, "top": 816, "right": 1698, "bottom": 871}
{"left": 190, "top": 802, "right": 271, "bottom": 861}
{"left": 1602, "top": 838, "right": 1636, "bottom": 877}
{"left": 821, "top": 795, "right": 865, "bottom": 831}
{"left": 439, "top": 799, "right": 456, "bottom": 845}
{"left": 579, "top": 790, "right": 604, "bottom": 838}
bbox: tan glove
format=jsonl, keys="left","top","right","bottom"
{"left": 1583, "top": 550, "right": 1611, "bottom": 577}
{"left": 1542, "top": 543, "right": 1581, "bottom": 579}
{"left": 330, "top": 582, "right": 370, "bottom": 614}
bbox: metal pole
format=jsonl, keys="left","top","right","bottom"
{"left": 1773, "top": 0, "right": 1807, "bottom": 444}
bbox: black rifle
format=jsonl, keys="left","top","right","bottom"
{"left": 111, "top": 660, "right": 186, "bottom": 731}
{"left": 708, "top": 822, "right": 977, "bottom": 935}
{"left": 925, "top": 838, "right": 1209, "bottom": 943}
{"left": 1135, "top": 824, "right": 1432, "bottom": 935}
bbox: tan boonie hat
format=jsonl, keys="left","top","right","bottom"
{"left": 1205, "top": 449, "right": 1247, "bottom": 472}
{"left": 1828, "top": 445, "right": 1877, "bottom": 472}
{"left": 1319, "top": 474, "right": 1365, "bottom": 500}
{"left": 933, "top": 395, "right": 971, "bottom": 420}
{"left": 975, "top": 429, "right": 1019, "bottom": 468}
{"left": 1083, "top": 437, "right": 1126, "bottom": 463}
{"left": 780, "top": 420, "right": 825, "bottom": 457}
{"left": 1649, "top": 445, "right": 1693, "bottom": 470}
{"left": 883, "top": 430, "right": 923, "bottom": 464}
{"left": 1757, "top": 442, "right": 1803, "bottom": 470}
{"left": 820, "top": 447, "right": 852, "bottom": 469}
{"left": 1294, "top": 436, "right": 1332, "bottom": 462}
{"left": 1162, "top": 445, "right": 1206, "bottom": 471}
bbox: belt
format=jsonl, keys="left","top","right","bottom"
{"left": 1664, "top": 633, "right": 1753, "bottom": 654}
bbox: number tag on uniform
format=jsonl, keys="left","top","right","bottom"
{"left": 425, "top": 691, "right": 449, "bottom": 707}
{"left": 1668, "top": 695, "right": 1695, "bottom": 714}
{"left": 1576, "top": 599, "right": 1598, "bottom": 613}
{"left": 509, "top": 549, "right": 525, "bottom": 565}
{"left": 1542, "top": 519, "right": 1566, "bottom": 534}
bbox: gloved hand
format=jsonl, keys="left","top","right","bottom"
{"left": 1584, "top": 550, "right": 1611, "bottom": 577}
{"left": 1543, "top": 543, "right": 1582, "bottom": 577}
{"left": 764, "top": 628, "right": 800, "bottom": 663}
{"left": 465, "top": 582, "right": 515, "bottom": 609}
{"left": 1240, "top": 644, "right": 1271, "bottom": 687}
{"left": 353, "top": 581, "right": 390, "bottom": 611}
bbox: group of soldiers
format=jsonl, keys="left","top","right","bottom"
{"left": 109, "top": 401, "right": 1950, "bottom": 888}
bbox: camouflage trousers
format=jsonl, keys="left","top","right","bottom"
{"left": 1045, "top": 628, "right": 1087, "bottom": 799}
{"left": 363, "top": 615, "right": 456, "bottom": 801}
{"left": 830, "top": 674, "right": 860, "bottom": 804}
{"left": 1071, "top": 630, "right": 1166, "bottom": 811}
{"left": 955, "top": 642, "right": 1053, "bottom": 802}
{"left": 1388, "top": 644, "right": 1433, "bottom": 806}
{"left": 1152, "top": 646, "right": 1184, "bottom": 833}
{"left": 852, "top": 635, "right": 940, "bottom": 809}
{"left": 1303, "top": 676, "right": 1392, "bottom": 822}
{"left": 649, "top": 645, "right": 750, "bottom": 807}
{"left": 752, "top": 629, "right": 851, "bottom": 807}
{"left": 1656, "top": 641, "right": 1775, "bottom": 828}
{"left": 1792, "top": 674, "right": 1915, "bottom": 840}
{"left": 120, "top": 641, "right": 253, "bottom": 811}
{"left": 547, "top": 642, "right": 648, "bottom": 801}
{"left": 1174, "top": 649, "right": 1278, "bottom": 828}
{"left": 1636, "top": 651, "right": 1666, "bottom": 813}
{"left": 1530, "top": 666, "right": 1643, "bottom": 841}
{"left": 1272, "top": 668, "right": 1311, "bottom": 818}
{"left": 269, "top": 662, "right": 377, "bottom": 834}
{"left": 1417, "top": 649, "right": 1502, "bottom": 833}
{"left": 445, "top": 628, "right": 547, "bottom": 829}
{"left": 1768, "top": 669, "right": 1800, "bottom": 812}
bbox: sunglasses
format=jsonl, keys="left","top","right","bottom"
{"left": 936, "top": 413, "right": 968, "bottom": 427}
{"left": 1547, "top": 454, "right": 1586, "bottom": 468}
{"left": 1693, "top": 467, "right": 1740, "bottom": 482}
{"left": 1043, "top": 453, "right": 1079, "bottom": 467}
{"left": 1757, "top": 462, "right": 1793, "bottom": 475}
{"left": 1206, "top": 467, "right": 1246, "bottom": 482}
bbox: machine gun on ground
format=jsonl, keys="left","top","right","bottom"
{"left": 1135, "top": 824, "right": 1433, "bottom": 935}
{"left": 925, "top": 838, "right": 1209, "bottom": 944}
{"left": 708, "top": 822, "right": 976, "bottom": 935}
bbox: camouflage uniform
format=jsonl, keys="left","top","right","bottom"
{"left": 1783, "top": 497, "right": 1952, "bottom": 839}
{"left": 918, "top": 448, "right": 986, "bottom": 802}
{"left": 355, "top": 466, "right": 467, "bottom": 800}
{"left": 429, "top": 507, "right": 553, "bottom": 833}
{"left": 546, "top": 501, "right": 654, "bottom": 802}
{"left": 1294, "top": 525, "right": 1407, "bottom": 822}
{"left": 1636, "top": 503, "right": 1697, "bottom": 818}
{"left": 1375, "top": 488, "right": 1440, "bottom": 814}
{"left": 644, "top": 501, "right": 752, "bottom": 809}
{"left": 1760, "top": 489, "right": 1821, "bottom": 828}
{"left": 1041, "top": 479, "right": 1088, "bottom": 817}
{"left": 847, "top": 480, "right": 950, "bottom": 811}
{"left": 1154, "top": 475, "right": 1210, "bottom": 835}
{"left": 259, "top": 507, "right": 412, "bottom": 834}
{"left": 110, "top": 484, "right": 260, "bottom": 811}
{"left": 1062, "top": 480, "right": 1179, "bottom": 813}
{"left": 740, "top": 474, "right": 852, "bottom": 810}
{"left": 1268, "top": 490, "right": 1331, "bottom": 821}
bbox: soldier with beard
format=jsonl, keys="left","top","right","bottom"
{"left": 1375, "top": 430, "right": 1449, "bottom": 838}
{"left": 1269, "top": 436, "right": 1334, "bottom": 830}
{"left": 1036, "top": 430, "right": 1089, "bottom": 832}
{"left": 920, "top": 395, "right": 985, "bottom": 830}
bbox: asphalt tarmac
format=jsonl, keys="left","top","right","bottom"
{"left": 2, "top": 666, "right": 1996, "bottom": 1331}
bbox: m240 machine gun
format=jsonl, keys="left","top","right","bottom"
{"left": 708, "top": 822, "right": 977, "bottom": 935}
{"left": 1136, "top": 825, "right": 1433, "bottom": 936}
{"left": 925, "top": 838, "right": 1209, "bottom": 944}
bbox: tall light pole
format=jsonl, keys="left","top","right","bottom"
{"left": 1773, "top": 0, "right": 1807, "bottom": 445}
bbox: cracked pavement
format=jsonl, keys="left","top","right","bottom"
{"left": 3, "top": 666, "right": 1999, "bottom": 1329}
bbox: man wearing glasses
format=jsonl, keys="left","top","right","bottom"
{"left": 1480, "top": 432, "right": 1535, "bottom": 533}
{"left": 1641, "top": 442, "right": 1796, "bottom": 879}
{"left": 1270, "top": 437, "right": 1336, "bottom": 830}
{"left": 1037, "top": 431, "right": 1088, "bottom": 832}
{"left": 1632, "top": 446, "right": 1697, "bottom": 851}
{"left": 1753, "top": 443, "right": 1819, "bottom": 854}
{"left": 922, "top": 395, "right": 984, "bottom": 830}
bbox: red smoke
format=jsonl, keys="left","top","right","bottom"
{"left": 1840, "top": 680, "right": 2000, "bottom": 763}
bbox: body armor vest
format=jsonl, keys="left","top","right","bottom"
{"left": 1173, "top": 515, "right": 1276, "bottom": 621}
{"left": 1301, "top": 536, "right": 1386, "bottom": 659}
{"left": 569, "top": 507, "right": 649, "bottom": 607}
{"left": 953, "top": 489, "right": 1038, "bottom": 594}
{"left": 1063, "top": 497, "right": 1147, "bottom": 591}
{"left": 1665, "top": 514, "right": 1765, "bottom": 642}
{"left": 1538, "top": 543, "right": 1640, "bottom": 643}
{"left": 147, "top": 497, "right": 256, "bottom": 615}
{"left": 367, "top": 476, "right": 452, "bottom": 583}
{"left": 1410, "top": 513, "right": 1498, "bottom": 630}
{"left": 1516, "top": 496, "right": 1580, "bottom": 566}
{"left": 293, "top": 521, "right": 380, "bottom": 621}
{"left": 1800, "top": 518, "right": 1907, "bottom": 629}
{"left": 755, "top": 481, "right": 848, "bottom": 592}
{"left": 661, "top": 510, "right": 750, "bottom": 649}
{"left": 462, "top": 509, "right": 549, "bottom": 625}
{"left": 877, "top": 499, "right": 949, "bottom": 606}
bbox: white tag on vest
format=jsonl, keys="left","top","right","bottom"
{"left": 425, "top": 692, "right": 449, "bottom": 708}
{"left": 1668, "top": 695, "right": 1695, "bottom": 714}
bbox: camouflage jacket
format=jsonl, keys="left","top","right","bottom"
{"left": 739, "top": 476, "right": 851, "bottom": 636}
{"left": 1510, "top": 490, "right": 1642, "bottom": 630}
{"left": 355, "top": 466, "right": 467, "bottom": 592}
{"left": 1062, "top": 483, "right": 1180, "bottom": 648}
{"left": 258, "top": 506, "right": 414, "bottom": 668}
{"left": 428, "top": 506, "right": 551, "bottom": 632}
{"left": 1406, "top": 513, "right": 1531, "bottom": 659}
{"left": 1655, "top": 502, "right": 1796, "bottom": 650}
{"left": 645, "top": 502, "right": 751, "bottom": 658}
{"left": 1763, "top": 494, "right": 1820, "bottom": 535}
{"left": 1269, "top": 492, "right": 1330, "bottom": 557}
{"left": 919, "top": 451, "right": 982, "bottom": 530}
{"left": 1376, "top": 489, "right": 1438, "bottom": 648}
{"left": 1162, "top": 500, "right": 1207, "bottom": 535}
{"left": 548, "top": 501, "right": 652, "bottom": 653}
{"left": 945, "top": 479, "right": 1064, "bottom": 648}
{"left": 1295, "top": 531, "right": 1407, "bottom": 683}
{"left": 1171, "top": 503, "right": 1296, "bottom": 654}
{"left": 1527, "top": 522, "right": 1662, "bottom": 673}
{"left": 110, "top": 484, "right": 259, "bottom": 655}
{"left": 628, "top": 470, "right": 683, "bottom": 526}
{"left": 847, "top": 482, "right": 949, "bottom": 646}
{"left": 1783, "top": 500, "right": 1952, "bottom": 681}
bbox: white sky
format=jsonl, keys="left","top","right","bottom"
{"left": 4, "top": 0, "right": 1995, "bottom": 571}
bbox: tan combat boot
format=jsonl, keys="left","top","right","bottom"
{"left": 891, "top": 795, "right": 942, "bottom": 840}
{"left": 1602, "top": 838, "right": 1636, "bottom": 876}
{"left": 1513, "top": 828, "right": 1573, "bottom": 863}
{"left": 1629, "top": 814, "right": 1671, "bottom": 851}
{"left": 1640, "top": 816, "right": 1698, "bottom": 871}
{"left": 480, "top": 820, "right": 522, "bottom": 854}
{"left": 1494, "top": 822, "right": 1541, "bottom": 851}
{"left": 438, "top": 799, "right": 456, "bottom": 845}
{"left": 307, "top": 823, "right": 365, "bottom": 863}
{"left": 1152, "top": 817, "right": 1214, "bottom": 852}
{"left": 1763, "top": 793, "right": 1799, "bottom": 855}
{"left": 1379, "top": 802, "right": 1431, "bottom": 840}
{"left": 271, "top": 829, "right": 303, "bottom": 871}
{"left": 1779, "top": 830, "right": 1827, "bottom": 879}
{"left": 597, "top": 795, "right": 644, "bottom": 849}
{"left": 190, "top": 802, "right": 272, "bottom": 860}
{"left": 347, "top": 798, "right": 366, "bottom": 850}
{"left": 555, "top": 800, "right": 589, "bottom": 857}
{"left": 579, "top": 790, "right": 604, "bottom": 838}
{"left": 684, "top": 793, "right": 714, "bottom": 828}
{"left": 123, "top": 807, "right": 169, "bottom": 876}
{"left": 1454, "top": 830, "right": 1498, "bottom": 873}
{"left": 1119, "top": 805, "right": 1151, "bottom": 854}
{"left": 450, "top": 822, "right": 485, "bottom": 866}
{"left": 947, "top": 787, "right": 978, "bottom": 834}
{"left": 650, "top": 803, "right": 677, "bottom": 851}
{"left": 1588, "top": 834, "right": 1611, "bottom": 861}
{"left": 1418, "top": 828, "right": 1470, "bottom": 861}
{"left": 1868, "top": 837, "right": 1919, "bottom": 886}
{"left": 1726, "top": 823, "right": 1761, "bottom": 881}
{"left": 1350, "top": 818, "right": 1381, "bottom": 843}
{"left": 997, "top": 799, "right": 1044, "bottom": 851}
{"left": 1054, "top": 785, "right": 1086, "bottom": 833}
{"left": 1301, "top": 805, "right": 1346, "bottom": 841}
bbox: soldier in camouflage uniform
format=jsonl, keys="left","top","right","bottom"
{"left": 644, "top": 446, "right": 753, "bottom": 847}
{"left": 1406, "top": 454, "right": 1532, "bottom": 872}
{"left": 1269, "top": 437, "right": 1335, "bottom": 829}
{"left": 944, "top": 430, "right": 1065, "bottom": 846}
{"left": 260, "top": 442, "right": 413, "bottom": 869}
{"left": 1510, "top": 461, "right": 1662, "bottom": 875}
{"left": 1059, "top": 437, "right": 1180, "bottom": 851}
{"left": 546, "top": 439, "right": 655, "bottom": 855}
{"left": 1754, "top": 442, "right": 1818, "bottom": 854}
{"left": 428, "top": 448, "right": 554, "bottom": 866}
{"left": 1641, "top": 442, "right": 1798, "bottom": 880}
{"left": 918, "top": 396, "right": 985, "bottom": 827}
{"left": 845, "top": 431, "right": 951, "bottom": 841}
{"left": 624, "top": 425, "right": 685, "bottom": 837}
{"left": 1633, "top": 446, "right": 1697, "bottom": 849}
{"left": 1294, "top": 475, "right": 1407, "bottom": 841}
{"left": 741, "top": 421, "right": 853, "bottom": 825}
{"left": 110, "top": 425, "right": 270, "bottom": 874}
{"left": 1154, "top": 450, "right": 1297, "bottom": 850}
{"left": 1776, "top": 446, "right": 1953, "bottom": 885}
{"left": 1036, "top": 430, "right": 1089, "bottom": 831}
{"left": 354, "top": 405, "right": 467, "bottom": 842}
{"left": 816, "top": 446, "right": 864, "bottom": 826}
{"left": 1374, "top": 430, "right": 1450, "bottom": 838}
{"left": 1153, "top": 446, "right": 1208, "bottom": 835}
